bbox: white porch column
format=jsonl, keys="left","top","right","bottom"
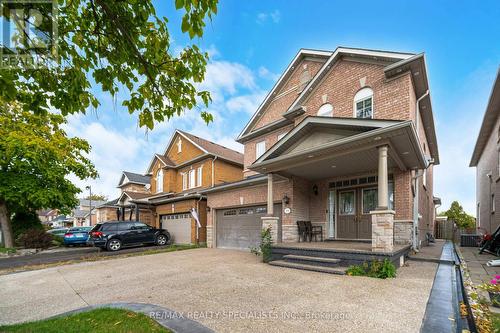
{"left": 371, "top": 145, "right": 395, "bottom": 253}
{"left": 262, "top": 173, "right": 278, "bottom": 243}
{"left": 377, "top": 145, "right": 389, "bottom": 209}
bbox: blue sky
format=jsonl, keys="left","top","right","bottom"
{"left": 67, "top": 1, "right": 500, "bottom": 214}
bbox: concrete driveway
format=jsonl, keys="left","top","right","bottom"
{"left": 0, "top": 248, "right": 437, "bottom": 333}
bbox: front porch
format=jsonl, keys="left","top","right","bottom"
{"left": 269, "top": 240, "right": 412, "bottom": 274}
{"left": 250, "top": 117, "right": 427, "bottom": 254}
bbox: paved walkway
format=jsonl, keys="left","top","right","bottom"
{"left": 459, "top": 246, "right": 500, "bottom": 285}
{"left": 408, "top": 239, "right": 449, "bottom": 263}
{"left": 0, "top": 248, "right": 437, "bottom": 333}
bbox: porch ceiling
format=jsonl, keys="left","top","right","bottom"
{"left": 249, "top": 117, "right": 427, "bottom": 180}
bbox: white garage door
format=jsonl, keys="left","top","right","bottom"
{"left": 161, "top": 213, "right": 192, "bottom": 244}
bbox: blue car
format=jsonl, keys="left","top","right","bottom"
{"left": 63, "top": 227, "right": 92, "bottom": 246}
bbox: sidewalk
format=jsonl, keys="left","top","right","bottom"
{"left": 459, "top": 246, "right": 500, "bottom": 285}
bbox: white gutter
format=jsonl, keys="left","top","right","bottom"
{"left": 412, "top": 89, "right": 430, "bottom": 250}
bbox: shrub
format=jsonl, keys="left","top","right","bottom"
{"left": 11, "top": 211, "right": 44, "bottom": 240}
{"left": 16, "top": 229, "right": 54, "bottom": 249}
{"left": 346, "top": 259, "right": 397, "bottom": 279}
{"left": 250, "top": 226, "right": 273, "bottom": 263}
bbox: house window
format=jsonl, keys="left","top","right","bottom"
{"left": 189, "top": 169, "right": 196, "bottom": 189}
{"left": 317, "top": 103, "right": 333, "bottom": 117}
{"left": 354, "top": 87, "right": 373, "bottom": 119}
{"left": 256, "top": 141, "right": 266, "bottom": 159}
{"left": 362, "top": 188, "right": 377, "bottom": 214}
{"left": 156, "top": 169, "right": 163, "bottom": 193}
{"left": 197, "top": 167, "right": 203, "bottom": 187}
{"left": 339, "top": 191, "right": 355, "bottom": 215}
{"left": 423, "top": 169, "right": 427, "bottom": 188}
{"left": 177, "top": 138, "right": 182, "bottom": 153}
{"left": 182, "top": 173, "right": 187, "bottom": 191}
{"left": 298, "top": 69, "right": 311, "bottom": 91}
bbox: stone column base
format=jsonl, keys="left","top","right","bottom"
{"left": 370, "top": 209, "right": 395, "bottom": 253}
{"left": 206, "top": 225, "right": 214, "bottom": 248}
{"left": 261, "top": 216, "right": 279, "bottom": 243}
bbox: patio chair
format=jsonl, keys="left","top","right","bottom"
{"left": 296, "top": 221, "right": 308, "bottom": 242}
{"left": 305, "top": 221, "right": 323, "bottom": 242}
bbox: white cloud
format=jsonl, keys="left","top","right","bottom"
{"left": 226, "top": 92, "right": 266, "bottom": 115}
{"left": 256, "top": 10, "right": 281, "bottom": 24}
{"left": 258, "top": 66, "right": 280, "bottom": 81}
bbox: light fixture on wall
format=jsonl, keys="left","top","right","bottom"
{"left": 282, "top": 194, "right": 290, "bottom": 205}
{"left": 312, "top": 184, "right": 319, "bottom": 196}
{"left": 206, "top": 206, "right": 211, "bottom": 212}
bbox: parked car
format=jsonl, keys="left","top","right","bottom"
{"left": 47, "top": 228, "right": 69, "bottom": 237}
{"left": 87, "top": 221, "right": 170, "bottom": 251}
{"left": 63, "top": 227, "right": 93, "bottom": 246}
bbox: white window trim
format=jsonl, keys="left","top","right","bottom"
{"left": 256, "top": 141, "right": 266, "bottom": 159}
{"left": 177, "top": 138, "right": 182, "bottom": 153}
{"left": 182, "top": 173, "right": 187, "bottom": 191}
{"left": 353, "top": 88, "right": 374, "bottom": 119}
{"left": 197, "top": 166, "right": 203, "bottom": 187}
{"left": 188, "top": 169, "right": 196, "bottom": 189}
{"left": 156, "top": 169, "right": 163, "bottom": 193}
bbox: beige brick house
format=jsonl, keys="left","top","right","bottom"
{"left": 97, "top": 130, "right": 244, "bottom": 245}
{"left": 203, "top": 47, "right": 440, "bottom": 253}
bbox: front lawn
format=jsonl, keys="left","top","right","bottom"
{"left": 492, "top": 313, "right": 500, "bottom": 332}
{"left": 0, "top": 308, "right": 171, "bottom": 333}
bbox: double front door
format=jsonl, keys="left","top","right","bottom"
{"left": 336, "top": 187, "right": 378, "bottom": 239}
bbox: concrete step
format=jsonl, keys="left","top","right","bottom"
{"left": 283, "top": 254, "right": 342, "bottom": 266}
{"left": 269, "top": 260, "right": 346, "bottom": 275}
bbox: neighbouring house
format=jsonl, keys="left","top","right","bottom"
{"left": 203, "top": 46, "right": 440, "bottom": 257}
{"left": 37, "top": 209, "right": 59, "bottom": 225}
{"left": 71, "top": 198, "right": 106, "bottom": 227}
{"left": 470, "top": 67, "right": 500, "bottom": 233}
{"left": 50, "top": 215, "right": 73, "bottom": 228}
{"left": 97, "top": 130, "right": 244, "bottom": 245}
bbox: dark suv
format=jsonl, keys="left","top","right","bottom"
{"left": 88, "top": 221, "right": 170, "bottom": 251}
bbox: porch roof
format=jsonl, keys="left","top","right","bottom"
{"left": 249, "top": 116, "right": 427, "bottom": 180}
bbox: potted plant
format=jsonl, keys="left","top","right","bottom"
{"left": 478, "top": 275, "right": 500, "bottom": 307}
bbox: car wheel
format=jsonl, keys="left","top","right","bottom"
{"left": 156, "top": 234, "right": 168, "bottom": 246}
{"left": 107, "top": 238, "right": 122, "bottom": 251}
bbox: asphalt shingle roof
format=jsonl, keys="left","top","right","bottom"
{"left": 123, "top": 171, "right": 151, "bottom": 184}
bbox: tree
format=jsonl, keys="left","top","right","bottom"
{"left": 84, "top": 194, "right": 107, "bottom": 201}
{"left": 0, "top": 102, "right": 97, "bottom": 248}
{"left": 441, "top": 201, "right": 476, "bottom": 229}
{"left": 0, "top": 0, "right": 218, "bottom": 129}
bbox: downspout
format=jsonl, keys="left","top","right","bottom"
{"left": 211, "top": 156, "right": 218, "bottom": 187}
{"left": 413, "top": 89, "right": 430, "bottom": 250}
{"left": 195, "top": 196, "right": 203, "bottom": 244}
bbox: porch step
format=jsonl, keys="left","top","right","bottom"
{"left": 269, "top": 260, "right": 346, "bottom": 275}
{"left": 283, "top": 254, "right": 341, "bottom": 267}
{"left": 324, "top": 238, "right": 371, "bottom": 243}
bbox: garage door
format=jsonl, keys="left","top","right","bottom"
{"left": 161, "top": 213, "right": 192, "bottom": 244}
{"left": 216, "top": 204, "right": 281, "bottom": 250}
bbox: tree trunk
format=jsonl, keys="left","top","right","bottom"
{"left": 0, "top": 201, "right": 14, "bottom": 248}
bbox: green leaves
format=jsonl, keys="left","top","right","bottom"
{"left": 0, "top": 0, "right": 218, "bottom": 129}
{"left": 441, "top": 201, "right": 475, "bottom": 229}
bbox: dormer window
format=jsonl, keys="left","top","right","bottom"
{"left": 177, "top": 138, "right": 182, "bottom": 153}
{"left": 317, "top": 103, "right": 333, "bottom": 117}
{"left": 156, "top": 169, "right": 163, "bottom": 193}
{"left": 354, "top": 87, "right": 373, "bottom": 119}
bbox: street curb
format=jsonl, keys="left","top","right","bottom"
{"left": 50, "top": 302, "right": 215, "bottom": 333}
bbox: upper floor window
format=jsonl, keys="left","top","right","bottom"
{"left": 354, "top": 87, "right": 373, "bottom": 119}
{"left": 177, "top": 138, "right": 182, "bottom": 153}
{"left": 182, "top": 173, "right": 187, "bottom": 191}
{"left": 188, "top": 169, "right": 196, "bottom": 189}
{"left": 317, "top": 103, "right": 333, "bottom": 117}
{"left": 197, "top": 167, "right": 203, "bottom": 187}
{"left": 256, "top": 141, "right": 266, "bottom": 159}
{"left": 156, "top": 169, "right": 163, "bottom": 193}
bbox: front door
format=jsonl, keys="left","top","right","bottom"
{"left": 336, "top": 187, "right": 376, "bottom": 239}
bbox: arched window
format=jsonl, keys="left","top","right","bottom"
{"left": 156, "top": 169, "right": 163, "bottom": 193}
{"left": 317, "top": 103, "right": 333, "bottom": 117}
{"left": 354, "top": 87, "right": 373, "bottom": 119}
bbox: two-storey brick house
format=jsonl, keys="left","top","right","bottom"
{"left": 203, "top": 47, "right": 440, "bottom": 254}
{"left": 98, "top": 130, "right": 244, "bottom": 245}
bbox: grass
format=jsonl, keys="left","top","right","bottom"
{"left": 0, "top": 247, "right": 16, "bottom": 254}
{"left": 492, "top": 313, "right": 500, "bottom": 332}
{"left": 0, "top": 244, "right": 202, "bottom": 275}
{"left": 0, "top": 308, "right": 171, "bottom": 333}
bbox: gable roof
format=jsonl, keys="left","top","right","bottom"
{"left": 237, "top": 46, "right": 439, "bottom": 164}
{"left": 118, "top": 171, "right": 151, "bottom": 187}
{"left": 470, "top": 67, "right": 500, "bottom": 166}
{"left": 145, "top": 153, "right": 176, "bottom": 175}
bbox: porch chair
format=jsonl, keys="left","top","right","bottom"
{"left": 305, "top": 221, "right": 323, "bottom": 242}
{"left": 296, "top": 221, "right": 308, "bottom": 242}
